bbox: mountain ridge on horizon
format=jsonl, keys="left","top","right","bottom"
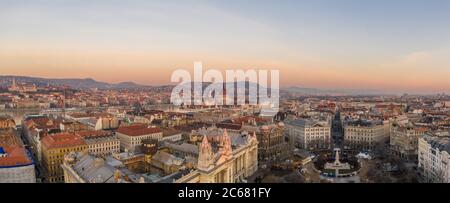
{"left": 0, "top": 75, "right": 445, "bottom": 95}
{"left": 0, "top": 75, "right": 150, "bottom": 90}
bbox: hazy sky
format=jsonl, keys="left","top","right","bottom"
{"left": 1, "top": 0, "right": 450, "bottom": 93}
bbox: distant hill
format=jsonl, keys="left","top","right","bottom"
{"left": 0, "top": 75, "right": 147, "bottom": 90}
{"left": 283, "top": 86, "right": 383, "bottom": 96}
{"left": 0, "top": 75, "right": 385, "bottom": 95}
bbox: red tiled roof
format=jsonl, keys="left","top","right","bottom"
{"left": 69, "top": 112, "right": 112, "bottom": 119}
{"left": 25, "top": 117, "right": 59, "bottom": 130}
{"left": 232, "top": 116, "right": 269, "bottom": 124}
{"left": 0, "top": 145, "right": 33, "bottom": 167}
{"left": 216, "top": 123, "right": 242, "bottom": 130}
{"left": 116, "top": 124, "right": 162, "bottom": 137}
{"left": 74, "top": 130, "right": 112, "bottom": 138}
{"left": 41, "top": 133, "right": 86, "bottom": 149}
{"left": 0, "top": 129, "right": 21, "bottom": 147}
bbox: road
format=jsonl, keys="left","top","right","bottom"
{"left": 17, "top": 125, "right": 43, "bottom": 183}
{"left": 331, "top": 110, "right": 343, "bottom": 148}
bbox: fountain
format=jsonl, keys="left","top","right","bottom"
{"left": 323, "top": 148, "right": 352, "bottom": 177}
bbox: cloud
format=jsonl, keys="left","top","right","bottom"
{"left": 401, "top": 51, "right": 432, "bottom": 65}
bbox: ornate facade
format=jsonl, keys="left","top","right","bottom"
{"left": 418, "top": 135, "right": 450, "bottom": 183}
{"left": 286, "top": 118, "right": 331, "bottom": 150}
{"left": 176, "top": 129, "right": 258, "bottom": 183}
{"left": 390, "top": 123, "right": 426, "bottom": 161}
{"left": 344, "top": 120, "right": 390, "bottom": 150}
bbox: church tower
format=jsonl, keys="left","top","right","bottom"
{"left": 217, "top": 129, "right": 233, "bottom": 164}
{"left": 247, "top": 132, "right": 258, "bottom": 144}
{"left": 197, "top": 135, "right": 215, "bottom": 171}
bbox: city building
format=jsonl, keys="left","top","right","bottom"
{"left": 116, "top": 124, "right": 163, "bottom": 153}
{"left": 160, "top": 129, "right": 183, "bottom": 142}
{"left": 219, "top": 116, "right": 287, "bottom": 161}
{"left": 286, "top": 118, "right": 331, "bottom": 150}
{"left": 66, "top": 113, "right": 120, "bottom": 130}
{"left": 150, "top": 151, "right": 184, "bottom": 174}
{"left": 62, "top": 151, "right": 141, "bottom": 183}
{"left": 0, "top": 146, "right": 36, "bottom": 183}
{"left": 418, "top": 135, "right": 450, "bottom": 183}
{"left": 141, "top": 139, "right": 158, "bottom": 164}
{"left": 0, "top": 115, "right": 16, "bottom": 129}
{"left": 0, "top": 129, "right": 21, "bottom": 147}
{"left": 59, "top": 121, "right": 89, "bottom": 132}
{"left": 175, "top": 130, "right": 258, "bottom": 183}
{"left": 390, "top": 123, "right": 426, "bottom": 161}
{"left": 8, "top": 78, "right": 37, "bottom": 93}
{"left": 23, "top": 116, "right": 61, "bottom": 162}
{"left": 41, "top": 133, "right": 88, "bottom": 183}
{"left": 111, "top": 152, "right": 146, "bottom": 173}
{"left": 242, "top": 122, "right": 286, "bottom": 161}
{"left": 343, "top": 119, "right": 390, "bottom": 150}
{"left": 74, "top": 130, "right": 120, "bottom": 157}
{"left": 0, "top": 127, "right": 35, "bottom": 183}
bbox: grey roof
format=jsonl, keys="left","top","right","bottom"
{"left": 230, "top": 134, "right": 248, "bottom": 147}
{"left": 423, "top": 135, "right": 450, "bottom": 154}
{"left": 345, "top": 119, "right": 382, "bottom": 127}
{"left": 286, "top": 119, "right": 328, "bottom": 128}
{"left": 165, "top": 142, "right": 199, "bottom": 155}
{"left": 155, "top": 169, "right": 193, "bottom": 183}
{"left": 72, "top": 154, "right": 116, "bottom": 183}
{"left": 152, "top": 151, "right": 184, "bottom": 166}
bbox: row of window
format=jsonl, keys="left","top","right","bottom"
{"left": 305, "top": 132, "right": 330, "bottom": 136}
{"left": 49, "top": 147, "right": 86, "bottom": 154}
{"left": 346, "top": 136, "right": 374, "bottom": 141}
{"left": 89, "top": 141, "right": 120, "bottom": 147}
{"left": 305, "top": 128, "right": 329, "bottom": 132}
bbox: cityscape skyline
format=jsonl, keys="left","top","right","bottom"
{"left": 1, "top": 0, "right": 450, "bottom": 94}
{"left": 1, "top": 1, "right": 450, "bottom": 187}
{"left": 0, "top": 74, "right": 447, "bottom": 96}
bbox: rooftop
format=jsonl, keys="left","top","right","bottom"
{"left": 231, "top": 116, "right": 270, "bottom": 126}
{"left": 70, "top": 153, "right": 116, "bottom": 183}
{"left": 0, "top": 129, "right": 21, "bottom": 146}
{"left": 68, "top": 112, "right": 112, "bottom": 119}
{"left": 286, "top": 118, "right": 329, "bottom": 128}
{"left": 164, "top": 142, "right": 199, "bottom": 155}
{"left": 75, "top": 130, "right": 112, "bottom": 139}
{"left": 152, "top": 151, "right": 184, "bottom": 166}
{"left": 41, "top": 133, "right": 86, "bottom": 149}
{"left": 345, "top": 119, "right": 383, "bottom": 127}
{"left": 423, "top": 135, "right": 450, "bottom": 154}
{"left": 0, "top": 145, "right": 34, "bottom": 167}
{"left": 116, "top": 124, "right": 162, "bottom": 137}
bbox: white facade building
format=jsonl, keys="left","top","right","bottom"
{"left": 0, "top": 164, "right": 36, "bottom": 183}
{"left": 418, "top": 135, "right": 450, "bottom": 183}
{"left": 286, "top": 119, "right": 331, "bottom": 150}
{"left": 116, "top": 125, "right": 163, "bottom": 153}
{"left": 0, "top": 146, "right": 36, "bottom": 183}
{"left": 344, "top": 120, "right": 390, "bottom": 150}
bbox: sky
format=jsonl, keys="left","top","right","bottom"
{"left": 1, "top": 0, "right": 450, "bottom": 94}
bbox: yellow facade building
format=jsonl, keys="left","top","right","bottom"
{"left": 41, "top": 133, "right": 88, "bottom": 183}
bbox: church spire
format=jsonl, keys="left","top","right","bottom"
{"left": 218, "top": 129, "right": 233, "bottom": 164}
{"left": 197, "top": 135, "right": 215, "bottom": 171}
{"left": 247, "top": 131, "right": 258, "bottom": 144}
